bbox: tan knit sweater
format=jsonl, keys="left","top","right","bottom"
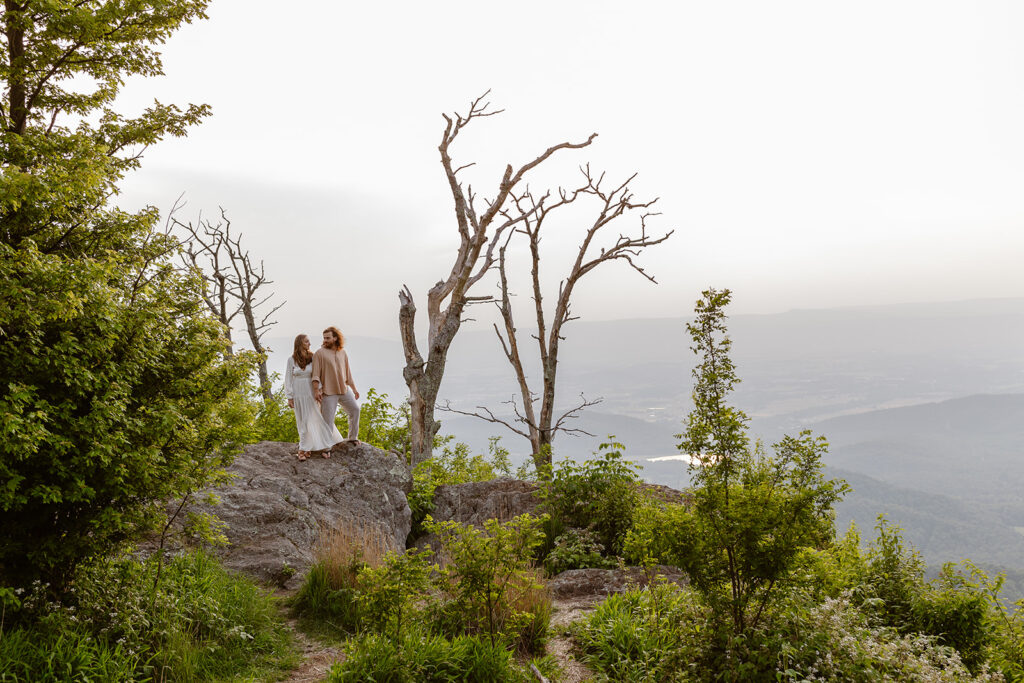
{"left": 311, "top": 347, "right": 354, "bottom": 396}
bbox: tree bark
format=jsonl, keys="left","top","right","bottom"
{"left": 4, "top": 2, "right": 28, "bottom": 135}
{"left": 494, "top": 245, "right": 541, "bottom": 455}
{"left": 240, "top": 299, "right": 270, "bottom": 399}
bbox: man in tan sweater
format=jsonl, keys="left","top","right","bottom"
{"left": 311, "top": 326, "right": 360, "bottom": 443}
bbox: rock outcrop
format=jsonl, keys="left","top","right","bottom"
{"left": 547, "top": 566, "right": 686, "bottom": 602}
{"left": 171, "top": 440, "right": 411, "bottom": 589}
{"left": 430, "top": 477, "right": 542, "bottom": 526}
{"left": 413, "top": 477, "right": 543, "bottom": 557}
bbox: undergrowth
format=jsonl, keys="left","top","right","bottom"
{"left": 295, "top": 512, "right": 555, "bottom": 681}
{"left": 0, "top": 551, "right": 296, "bottom": 682}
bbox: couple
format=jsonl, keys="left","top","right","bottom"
{"left": 284, "top": 326, "right": 360, "bottom": 461}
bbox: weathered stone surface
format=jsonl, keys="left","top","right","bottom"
{"left": 430, "top": 477, "right": 542, "bottom": 526}
{"left": 413, "top": 477, "right": 542, "bottom": 557}
{"left": 547, "top": 566, "right": 686, "bottom": 602}
{"left": 170, "top": 440, "right": 411, "bottom": 590}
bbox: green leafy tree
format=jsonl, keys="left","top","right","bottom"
{"left": 668, "top": 288, "right": 847, "bottom": 633}
{"left": 352, "top": 388, "right": 414, "bottom": 456}
{"left": 0, "top": 0, "right": 255, "bottom": 591}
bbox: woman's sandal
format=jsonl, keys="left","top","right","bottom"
{"left": 296, "top": 451, "right": 308, "bottom": 461}
{"left": 321, "top": 450, "right": 331, "bottom": 459}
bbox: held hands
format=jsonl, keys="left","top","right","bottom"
{"left": 287, "top": 398, "right": 294, "bottom": 409}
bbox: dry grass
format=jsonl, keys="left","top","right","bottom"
{"left": 509, "top": 567, "right": 552, "bottom": 615}
{"left": 509, "top": 567, "right": 553, "bottom": 653}
{"left": 314, "top": 518, "right": 393, "bottom": 590}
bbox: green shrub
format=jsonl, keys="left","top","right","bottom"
{"left": 356, "top": 547, "right": 435, "bottom": 641}
{"left": 622, "top": 499, "right": 691, "bottom": 569}
{"left": 796, "top": 518, "right": 997, "bottom": 675}
{"left": 912, "top": 565, "right": 992, "bottom": 673}
{"left": 544, "top": 440, "right": 642, "bottom": 559}
{"left": 575, "top": 585, "right": 1002, "bottom": 682}
{"left": 0, "top": 551, "right": 295, "bottom": 682}
{"left": 354, "top": 389, "right": 414, "bottom": 456}
{"left": 965, "top": 562, "right": 1024, "bottom": 681}
{"left": 832, "top": 517, "right": 992, "bottom": 673}
{"left": 426, "top": 513, "right": 548, "bottom": 650}
{"left": 544, "top": 528, "right": 616, "bottom": 575}
{"left": 857, "top": 516, "right": 927, "bottom": 630}
{"left": 791, "top": 522, "right": 869, "bottom": 602}
{"left": 760, "top": 595, "right": 1001, "bottom": 683}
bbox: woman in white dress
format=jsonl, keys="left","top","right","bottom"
{"left": 285, "top": 334, "right": 344, "bottom": 460}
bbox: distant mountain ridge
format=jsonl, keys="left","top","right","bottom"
{"left": 830, "top": 464, "right": 1024, "bottom": 570}
{"left": 820, "top": 394, "right": 1024, "bottom": 504}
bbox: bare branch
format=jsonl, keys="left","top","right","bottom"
{"left": 171, "top": 204, "right": 284, "bottom": 395}
{"left": 437, "top": 399, "right": 533, "bottom": 440}
{"left": 552, "top": 394, "right": 604, "bottom": 437}
{"left": 478, "top": 165, "right": 673, "bottom": 467}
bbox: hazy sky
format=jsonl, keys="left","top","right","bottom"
{"left": 115, "top": 0, "right": 1024, "bottom": 341}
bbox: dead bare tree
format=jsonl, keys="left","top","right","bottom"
{"left": 440, "top": 166, "right": 673, "bottom": 470}
{"left": 172, "top": 203, "right": 284, "bottom": 401}
{"left": 399, "top": 92, "right": 596, "bottom": 465}
{"left": 171, "top": 197, "right": 238, "bottom": 355}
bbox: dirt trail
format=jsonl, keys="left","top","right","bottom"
{"left": 277, "top": 615, "right": 340, "bottom": 683}
{"left": 546, "top": 596, "right": 598, "bottom": 683}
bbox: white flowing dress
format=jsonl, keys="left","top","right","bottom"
{"left": 284, "top": 356, "right": 344, "bottom": 451}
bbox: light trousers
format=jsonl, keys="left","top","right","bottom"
{"left": 321, "top": 391, "right": 360, "bottom": 440}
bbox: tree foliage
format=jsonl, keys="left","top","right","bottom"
{"left": 643, "top": 288, "right": 848, "bottom": 633}
{"left": 0, "top": 0, "right": 253, "bottom": 590}
{"left": 543, "top": 439, "right": 642, "bottom": 559}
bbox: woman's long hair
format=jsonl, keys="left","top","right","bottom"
{"left": 292, "top": 334, "right": 313, "bottom": 369}
{"left": 324, "top": 326, "right": 345, "bottom": 350}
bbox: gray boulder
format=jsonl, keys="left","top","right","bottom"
{"left": 169, "top": 440, "right": 411, "bottom": 589}
{"left": 414, "top": 477, "right": 542, "bottom": 557}
{"left": 430, "top": 477, "right": 542, "bottom": 526}
{"left": 547, "top": 566, "right": 686, "bottom": 601}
